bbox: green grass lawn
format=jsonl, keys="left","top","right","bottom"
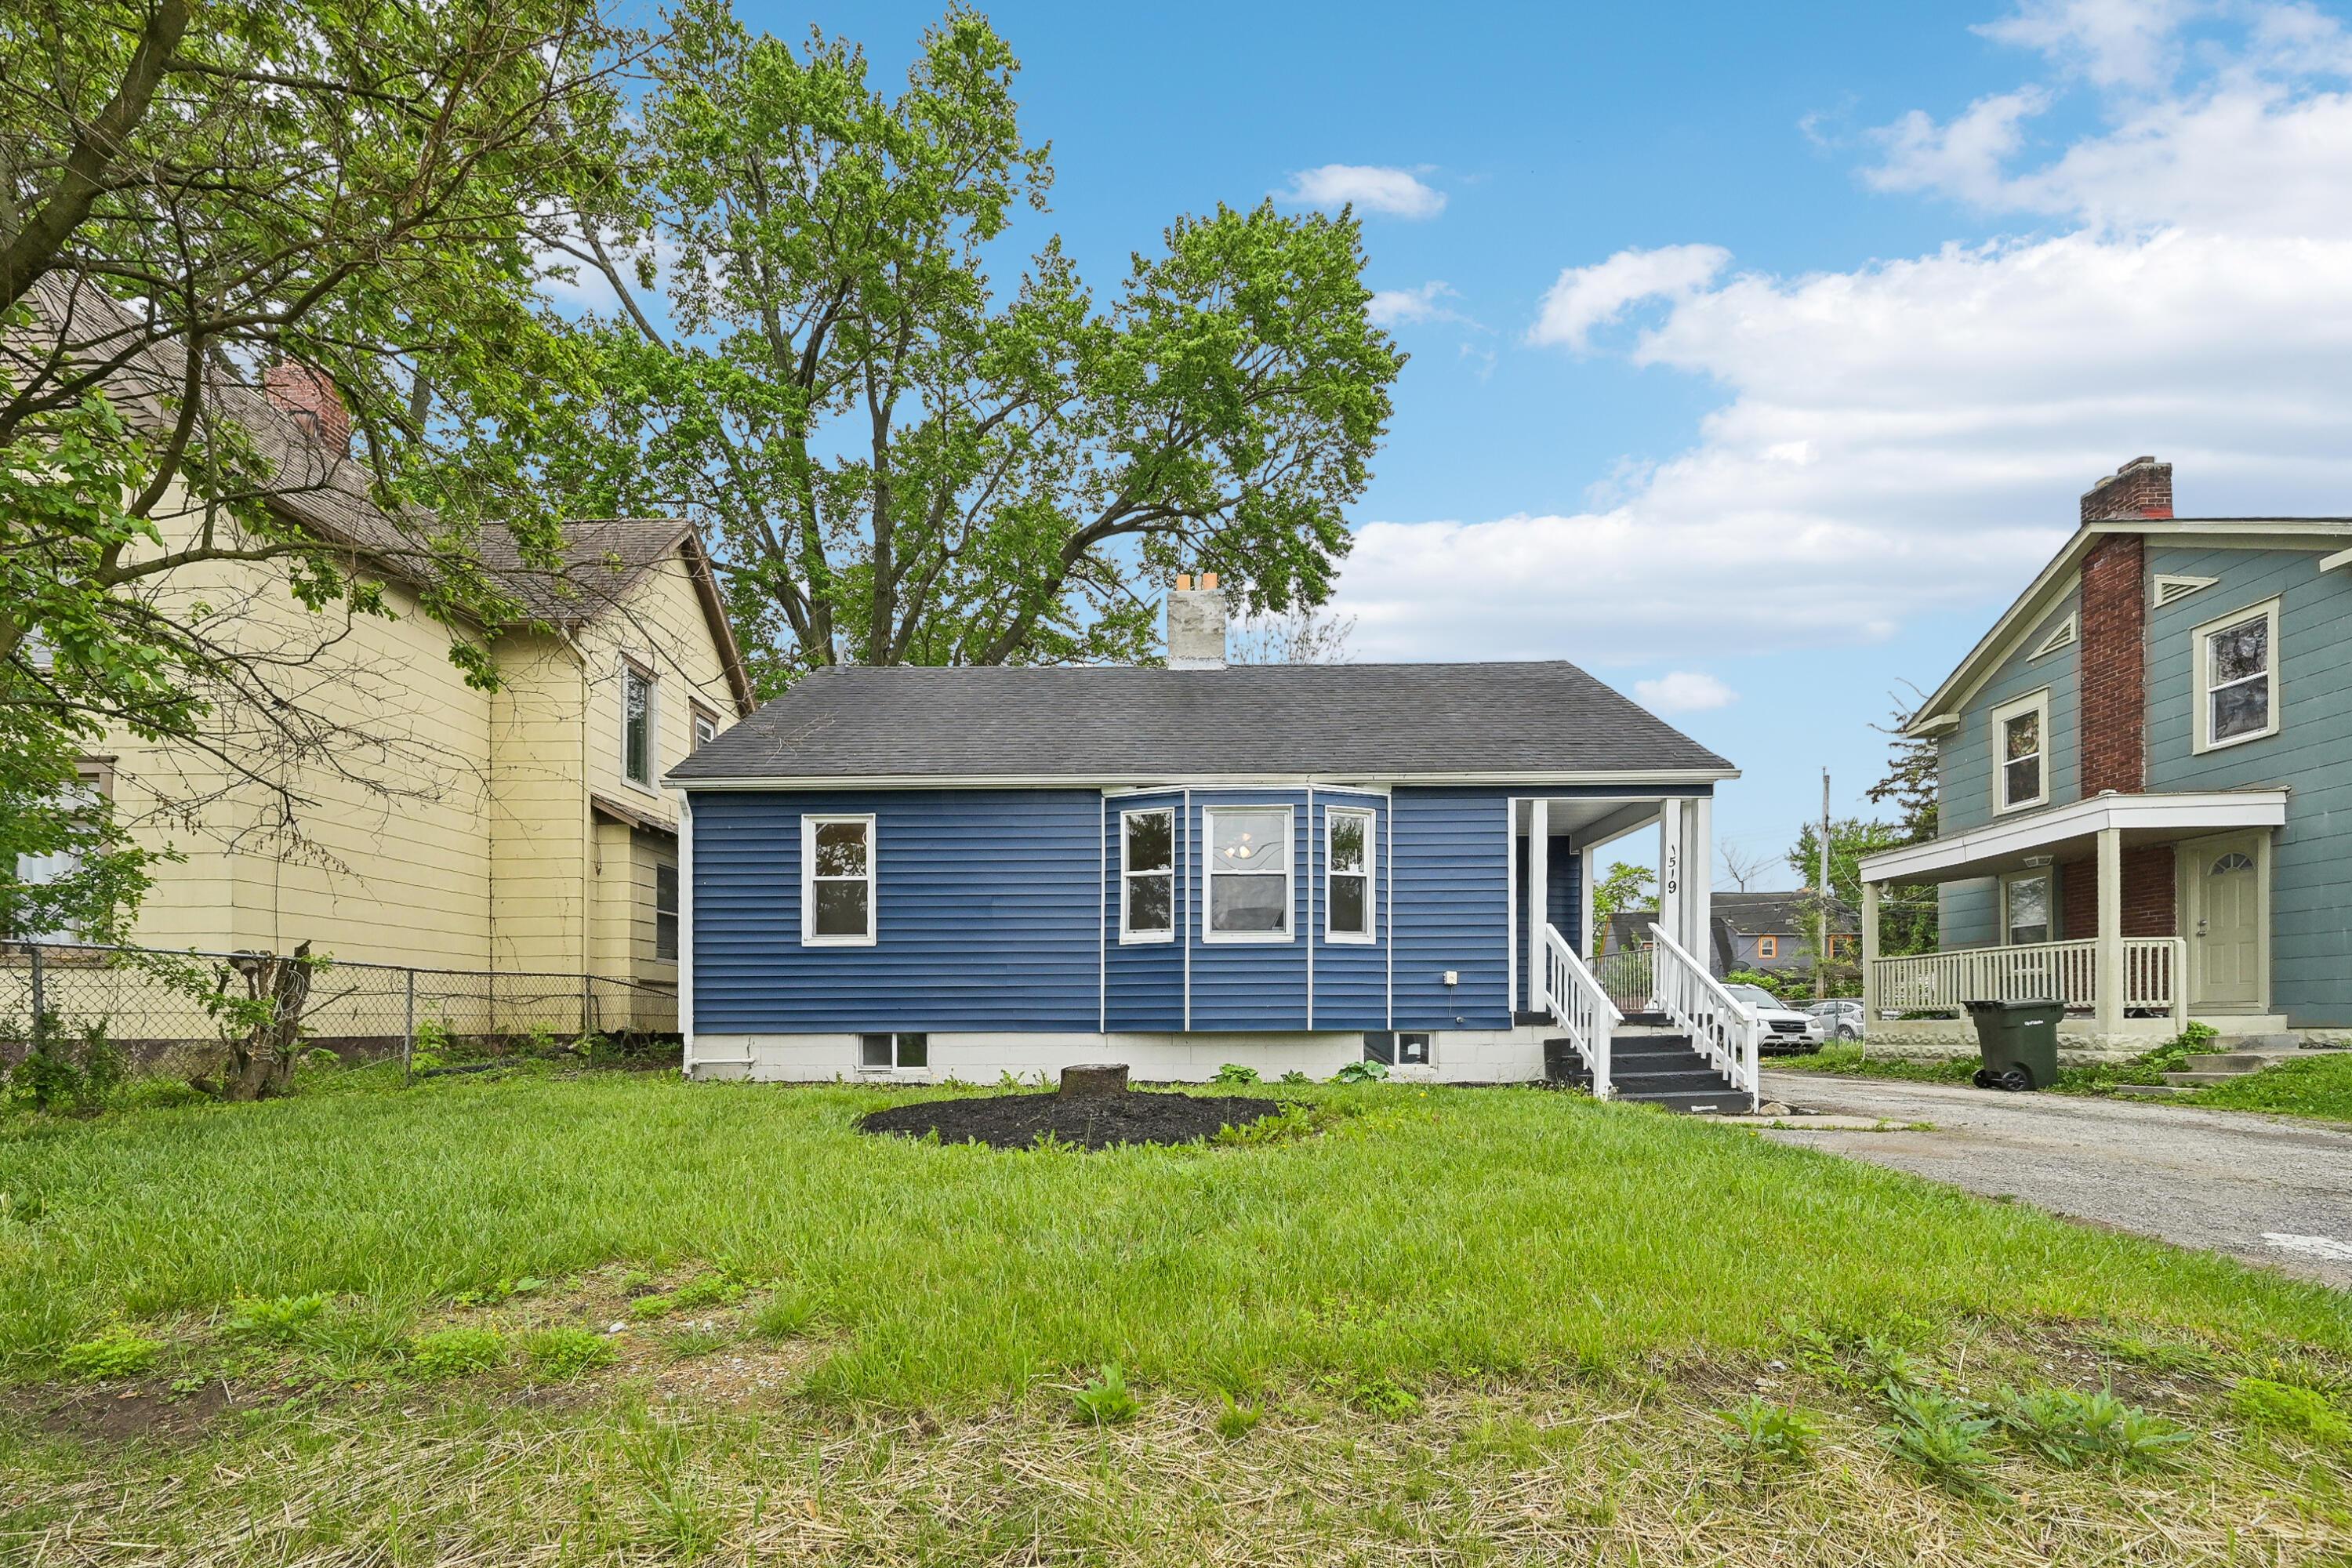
{"left": 2185, "top": 1050, "right": 2352, "bottom": 1122}
{"left": 1780, "top": 1040, "right": 2352, "bottom": 1124}
{"left": 4, "top": 1065, "right": 2351, "bottom": 1564}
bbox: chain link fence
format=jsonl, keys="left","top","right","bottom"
{"left": 0, "top": 940, "right": 678, "bottom": 1073}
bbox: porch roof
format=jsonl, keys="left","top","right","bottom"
{"left": 1857, "top": 789, "right": 2288, "bottom": 885}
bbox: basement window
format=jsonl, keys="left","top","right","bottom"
{"left": 859, "top": 1033, "right": 927, "bottom": 1071}
{"left": 1364, "top": 1031, "right": 1432, "bottom": 1067}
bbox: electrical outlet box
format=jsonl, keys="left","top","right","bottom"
{"left": 1443, "top": 970, "right": 1458, "bottom": 987}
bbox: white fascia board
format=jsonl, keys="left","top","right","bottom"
{"left": 665, "top": 768, "right": 1742, "bottom": 791}
{"left": 1858, "top": 789, "right": 2290, "bottom": 884}
{"left": 2320, "top": 544, "right": 2352, "bottom": 573}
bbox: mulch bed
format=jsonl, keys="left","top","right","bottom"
{"left": 858, "top": 1090, "right": 1283, "bottom": 1150}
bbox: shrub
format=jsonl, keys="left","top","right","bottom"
{"left": 224, "top": 1292, "right": 329, "bottom": 1343}
{"left": 1331, "top": 1059, "right": 1388, "bottom": 1084}
{"left": 1212, "top": 1062, "right": 1260, "bottom": 1084}
{"left": 1715, "top": 1396, "right": 1822, "bottom": 1465}
{"left": 5, "top": 1014, "right": 126, "bottom": 1114}
{"left": 2232, "top": 1377, "right": 2352, "bottom": 1446}
{"left": 409, "top": 1327, "right": 507, "bottom": 1377}
{"left": 1072, "top": 1361, "right": 1138, "bottom": 1425}
{"left": 524, "top": 1327, "right": 617, "bottom": 1379}
{"left": 59, "top": 1325, "right": 164, "bottom": 1379}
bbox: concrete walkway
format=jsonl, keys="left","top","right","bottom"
{"left": 1757, "top": 1070, "right": 2352, "bottom": 1289}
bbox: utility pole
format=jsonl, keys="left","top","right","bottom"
{"left": 1817, "top": 769, "right": 1832, "bottom": 1000}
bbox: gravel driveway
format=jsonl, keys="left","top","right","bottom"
{"left": 1757, "top": 1071, "right": 2352, "bottom": 1289}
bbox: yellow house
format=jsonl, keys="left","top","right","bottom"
{"left": 38, "top": 357, "right": 753, "bottom": 1045}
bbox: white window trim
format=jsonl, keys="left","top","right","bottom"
{"left": 800, "top": 812, "right": 877, "bottom": 946}
{"left": 1988, "top": 688, "right": 2052, "bottom": 816}
{"left": 2192, "top": 596, "right": 2283, "bottom": 755}
{"left": 1324, "top": 807, "right": 1376, "bottom": 945}
{"left": 1202, "top": 804, "right": 1295, "bottom": 945}
{"left": 621, "top": 659, "right": 659, "bottom": 797}
{"left": 690, "top": 704, "right": 718, "bottom": 752}
{"left": 857, "top": 1032, "right": 929, "bottom": 1074}
{"left": 1119, "top": 805, "right": 1176, "bottom": 945}
{"left": 2000, "top": 867, "right": 2055, "bottom": 947}
{"left": 2029, "top": 611, "right": 2078, "bottom": 661}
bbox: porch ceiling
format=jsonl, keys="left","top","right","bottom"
{"left": 1512, "top": 796, "right": 1667, "bottom": 845}
{"left": 1859, "top": 789, "right": 2288, "bottom": 886}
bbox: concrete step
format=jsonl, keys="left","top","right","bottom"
{"left": 2111, "top": 1082, "right": 2194, "bottom": 1098}
{"left": 2161, "top": 1070, "right": 2249, "bottom": 1087}
{"left": 1621, "top": 1087, "right": 1747, "bottom": 1114}
{"left": 2187, "top": 1051, "right": 2307, "bottom": 1073}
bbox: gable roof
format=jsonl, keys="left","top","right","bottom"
{"left": 669, "top": 662, "right": 1737, "bottom": 786}
{"left": 1712, "top": 891, "right": 1854, "bottom": 935}
{"left": 20, "top": 276, "right": 754, "bottom": 712}
{"left": 1908, "top": 516, "right": 2352, "bottom": 736}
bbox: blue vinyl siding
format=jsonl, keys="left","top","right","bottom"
{"left": 1187, "top": 789, "right": 1313, "bottom": 1030}
{"left": 691, "top": 789, "right": 1102, "bottom": 1033}
{"left": 1310, "top": 793, "right": 1388, "bottom": 1029}
{"left": 2145, "top": 546, "right": 2352, "bottom": 1025}
{"left": 1392, "top": 788, "right": 1512, "bottom": 1029}
{"left": 1513, "top": 835, "right": 1584, "bottom": 1011}
{"left": 1937, "top": 590, "right": 2082, "bottom": 947}
{"left": 1102, "top": 791, "right": 1185, "bottom": 1031}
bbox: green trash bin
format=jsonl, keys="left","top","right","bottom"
{"left": 1964, "top": 998, "right": 2062, "bottom": 1091}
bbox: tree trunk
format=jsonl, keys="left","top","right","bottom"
{"left": 220, "top": 942, "right": 314, "bottom": 1101}
{"left": 1059, "top": 1062, "right": 1129, "bottom": 1096}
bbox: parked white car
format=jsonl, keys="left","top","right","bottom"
{"left": 1725, "top": 983, "right": 1826, "bottom": 1054}
{"left": 1805, "top": 999, "right": 1866, "bottom": 1040}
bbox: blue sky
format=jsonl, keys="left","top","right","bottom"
{"left": 715, "top": 0, "right": 2352, "bottom": 885}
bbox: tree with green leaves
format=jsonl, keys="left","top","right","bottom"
{"left": 1, "top": 0, "right": 630, "bottom": 943}
{"left": 1588, "top": 860, "right": 1657, "bottom": 960}
{"left": 538, "top": 2, "right": 1404, "bottom": 689}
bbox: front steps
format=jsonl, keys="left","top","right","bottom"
{"left": 2111, "top": 1036, "right": 2346, "bottom": 1098}
{"left": 1546, "top": 1013, "right": 1748, "bottom": 1113}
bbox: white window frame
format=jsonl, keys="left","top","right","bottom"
{"left": 1202, "top": 804, "right": 1294, "bottom": 945}
{"left": 621, "top": 659, "right": 659, "bottom": 794}
{"left": 2000, "top": 867, "right": 2054, "bottom": 947}
{"left": 1988, "top": 688, "right": 2051, "bottom": 816}
{"left": 1119, "top": 806, "right": 1176, "bottom": 945}
{"left": 2193, "top": 597, "right": 2282, "bottom": 755}
{"left": 858, "top": 1032, "right": 927, "bottom": 1072}
{"left": 800, "top": 813, "right": 877, "bottom": 946}
{"left": 1324, "top": 807, "right": 1376, "bottom": 944}
{"left": 654, "top": 859, "right": 681, "bottom": 962}
{"left": 690, "top": 706, "right": 718, "bottom": 752}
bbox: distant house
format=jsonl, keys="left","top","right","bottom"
{"left": 12, "top": 341, "right": 753, "bottom": 1031}
{"left": 1858, "top": 456, "right": 2352, "bottom": 1054}
{"left": 1710, "top": 891, "right": 1858, "bottom": 978}
{"left": 669, "top": 580, "right": 1762, "bottom": 1105}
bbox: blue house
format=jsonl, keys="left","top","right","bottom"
{"left": 1858, "top": 456, "right": 2352, "bottom": 1056}
{"left": 666, "top": 581, "right": 1759, "bottom": 1105}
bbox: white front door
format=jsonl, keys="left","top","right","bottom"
{"left": 2185, "top": 833, "right": 2264, "bottom": 1013}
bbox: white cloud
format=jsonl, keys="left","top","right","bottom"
{"left": 1368, "top": 280, "right": 1468, "bottom": 328}
{"left": 1634, "top": 672, "right": 1739, "bottom": 713}
{"left": 1869, "top": 89, "right": 2053, "bottom": 205}
{"left": 1279, "top": 164, "right": 1446, "bottom": 220}
{"left": 1334, "top": 5, "right": 2352, "bottom": 666}
{"left": 1527, "top": 245, "right": 1730, "bottom": 351}
{"left": 1975, "top": 0, "right": 2201, "bottom": 88}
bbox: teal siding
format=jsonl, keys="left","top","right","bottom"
{"left": 2146, "top": 546, "right": 2352, "bottom": 1026}
{"left": 1940, "top": 878, "right": 1999, "bottom": 949}
{"left": 1937, "top": 590, "right": 2082, "bottom": 837}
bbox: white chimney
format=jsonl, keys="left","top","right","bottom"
{"left": 1166, "top": 571, "right": 1228, "bottom": 670}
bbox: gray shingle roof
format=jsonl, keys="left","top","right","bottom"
{"left": 669, "top": 662, "right": 1735, "bottom": 783}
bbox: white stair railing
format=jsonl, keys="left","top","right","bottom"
{"left": 1647, "top": 920, "right": 1761, "bottom": 1111}
{"left": 1542, "top": 922, "right": 1621, "bottom": 1098}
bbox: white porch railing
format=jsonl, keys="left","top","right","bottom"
{"left": 1871, "top": 937, "right": 2187, "bottom": 1023}
{"left": 1542, "top": 922, "right": 1621, "bottom": 1098}
{"left": 1648, "top": 920, "right": 1761, "bottom": 1111}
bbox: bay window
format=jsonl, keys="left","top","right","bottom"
{"left": 1326, "top": 808, "right": 1374, "bottom": 942}
{"left": 1204, "top": 806, "right": 1292, "bottom": 941}
{"left": 1121, "top": 807, "right": 1174, "bottom": 942}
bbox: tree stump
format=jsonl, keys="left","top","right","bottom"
{"left": 1060, "top": 1062, "right": 1129, "bottom": 1096}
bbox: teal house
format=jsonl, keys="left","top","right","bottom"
{"left": 1859, "top": 457, "right": 2352, "bottom": 1054}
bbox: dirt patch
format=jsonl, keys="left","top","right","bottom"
{"left": 859, "top": 1089, "right": 1283, "bottom": 1150}
{"left": 23, "top": 1377, "right": 234, "bottom": 1445}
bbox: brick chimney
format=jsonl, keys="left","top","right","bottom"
{"left": 2080, "top": 455, "right": 2171, "bottom": 523}
{"left": 1166, "top": 572, "right": 1228, "bottom": 670}
{"left": 263, "top": 363, "right": 351, "bottom": 458}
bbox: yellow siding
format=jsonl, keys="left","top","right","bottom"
{"left": 488, "top": 631, "right": 590, "bottom": 975}
{"left": 579, "top": 554, "right": 738, "bottom": 825}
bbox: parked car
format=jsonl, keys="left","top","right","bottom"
{"left": 1724, "top": 983, "right": 1826, "bottom": 1054}
{"left": 1805, "top": 999, "right": 1866, "bottom": 1040}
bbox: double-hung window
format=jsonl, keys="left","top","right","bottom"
{"left": 2195, "top": 598, "right": 2281, "bottom": 752}
{"left": 1204, "top": 806, "right": 1292, "bottom": 941}
{"left": 1325, "top": 808, "right": 1374, "bottom": 942}
{"left": 1990, "top": 689, "right": 2049, "bottom": 815}
{"left": 655, "top": 862, "right": 680, "bottom": 960}
{"left": 802, "top": 814, "right": 876, "bottom": 945}
{"left": 1120, "top": 808, "right": 1174, "bottom": 942}
{"left": 622, "top": 662, "right": 656, "bottom": 789}
{"left": 691, "top": 706, "right": 718, "bottom": 752}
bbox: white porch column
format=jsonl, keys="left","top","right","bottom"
{"left": 1657, "top": 797, "right": 1684, "bottom": 955}
{"left": 2096, "top": 826, "right": 2125, "bottom": 1042}
{"left": 1578, "top": 841, "right": 1598, "bottom": 962}
{"left": 1527, "top": 798, "right": 1550, "bottom": 1016}
{"left": 1685, "top": 794, "right": 1713, "bottom": 965}
{"left": 1860, "top": 879, "right": 1881, "bottom": 1027}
